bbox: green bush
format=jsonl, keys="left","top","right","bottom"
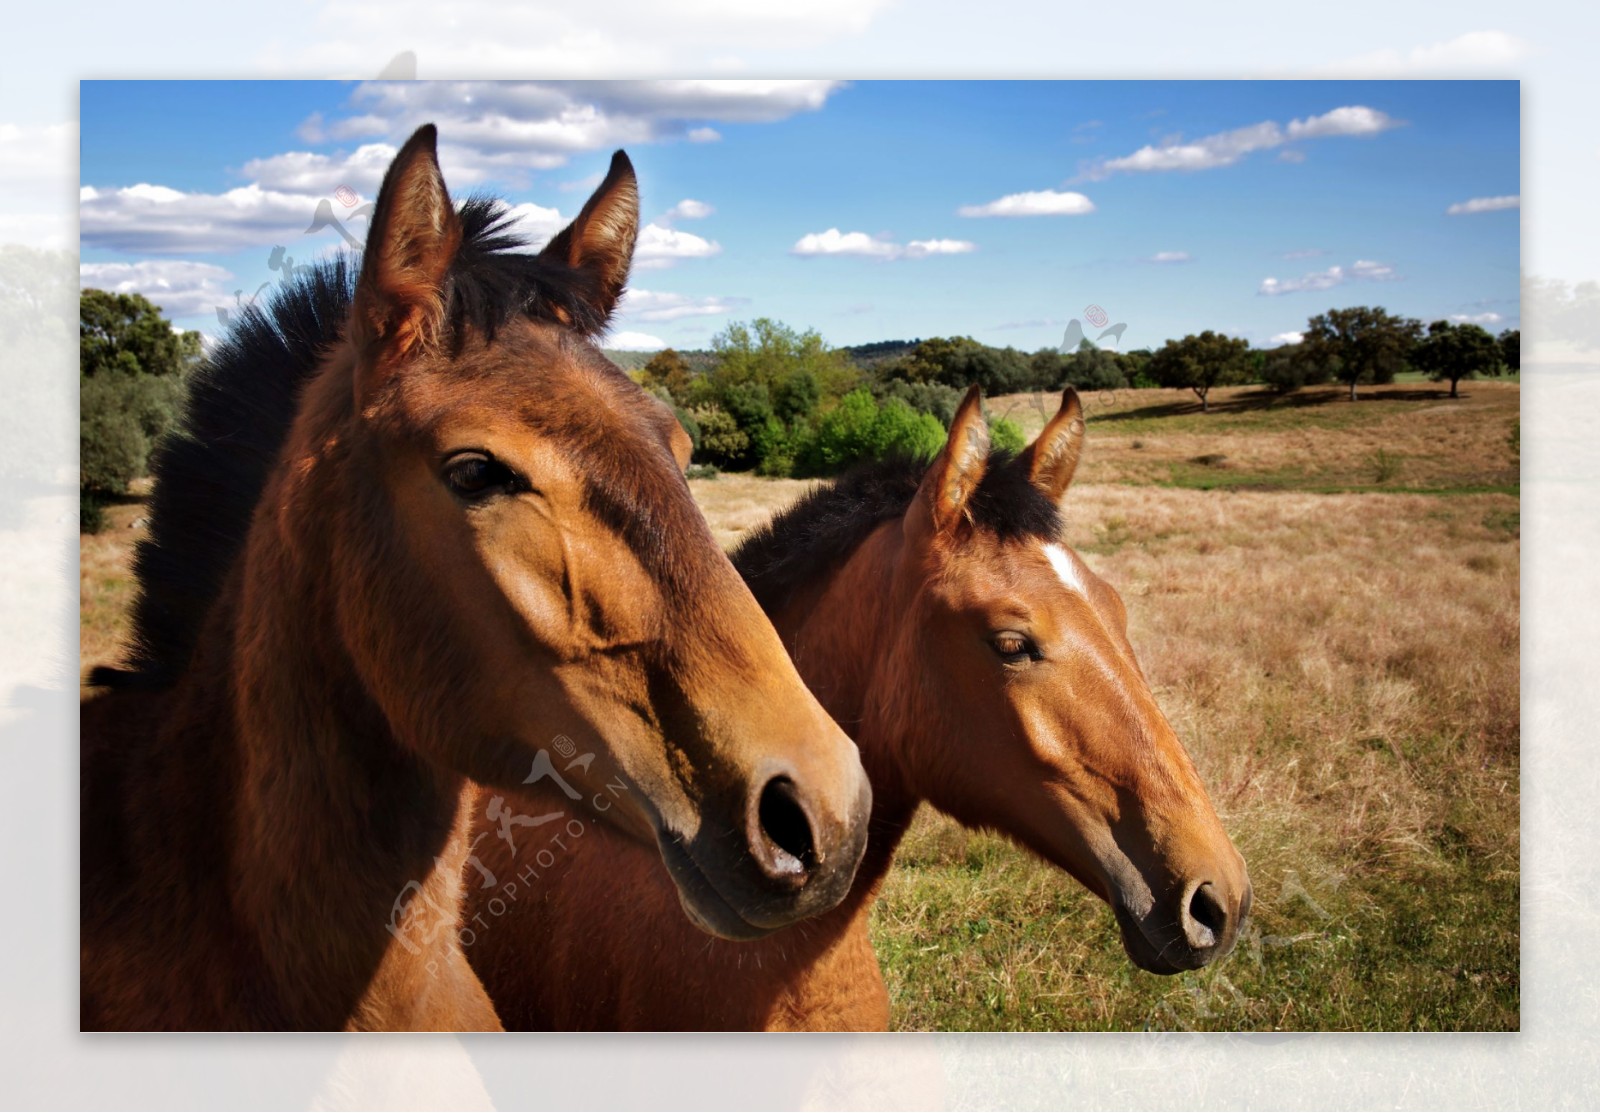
{"left": 873, "top": 379, "right": 963, "bottom": 427}
{"left": 688, "top": 405, "right": 749, "bottom": 468}
{"left": 751, "top": 416, "right": 797, "bottom": 477}
{"left": 80, "top": 375, "right": 153, "bottom": 496}
{"left": 772, "top": 370, "right": 820, "bottom": 425}
{"left": 793, "top": 390, "right": 946, "bottom": 476}
{"left": 990, "top": 415, "right": 1026, "bottom": 455}
{"left": 80, "top": 491, "right": 108, "bottom": 534}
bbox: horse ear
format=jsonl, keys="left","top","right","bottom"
{"left": 539, "top": 150, "right": 639, "bottom": 329}
{"left": 913, "top": 384, "right": 989, "bottom": 538}
{"left": 1018, "top": 387, "right": 1085, "bottom": 503}
{"left": 352, "top": 124, "right": 462, "bottom": 371}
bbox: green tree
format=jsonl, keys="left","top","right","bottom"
{"left": 1412, "top": 320, "right": 1507, "bottom": 398}
{"left": 638, "top": 347, "right": 694, "bottom": 403}
{"left": 1061, "top": 344, "right": 1126, "bottom": 392}
{"left": 687, "top": 405, "right": 748, "bottom": 468}
{"left": 1145, "top": 330, "right": 1253, "bottom": 412}
{"left": 80, "top": 288, "right": 202, "bottom": 379}
{"left": 1499, "top": 328, "right": 1520, "bottom": 372}
{"left": 1256, "top": 342, "right": 1331, "bottom": 394}
{"left": 78, "top": 289, "right": 200, "bottom": 524}
{"left": 1302, "top": 306, "right": 1422, "bottom": 402}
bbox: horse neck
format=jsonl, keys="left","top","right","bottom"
{"left": 155, "top": 371, "right": 472, "bottom": 1028}
{"left": 767, "top": 519, "right": 922, "bottom": 890}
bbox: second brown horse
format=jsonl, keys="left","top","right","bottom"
{"left": 466, "top": 386, "right": 1251, "bottom": 1029}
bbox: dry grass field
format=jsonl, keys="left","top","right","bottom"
{"left": 80, "top": 381, "right": 1520, "bottom": 1031}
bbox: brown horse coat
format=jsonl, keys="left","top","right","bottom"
{"left": 466, "top": 388, "right": 1251, "bottom": 1030}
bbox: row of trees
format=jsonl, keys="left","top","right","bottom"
{"left": 80, "top": 291, "right": 1521, "bottom": 528}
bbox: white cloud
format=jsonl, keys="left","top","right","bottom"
{"left": 904, "top": 238, "right": 976, "bottom": 257}
{"left": 658, "top": 198, "right": 714, "bottom": 224}
{"left": 793, "top": 228, "right": 900, "bottom": 258}
{"left": 634, "top": 222, "right": 721, "bottom": 268}
{"left": 1448, "top": 194, "right": 1520, "bottom": 216}
{"left": 80, "top": 182, "right": 342, "bottom": 255}
{"left": 1146, "top": 251, "right": 1190, "bottom": 263}
{"left": 619, "top": 288, "right": 736, "bottom": 322}
{"left": 1269, "top": 331, "right": 1305, "bottom": 346}
{"left": 238, "top": 143, "right": 398, "bottom": 196}
{"left": 607, "top": 330, "right": 666, "bottom": 350}
{"left": 958, "top": 189, "right": 1095, "bottom": 217}
{"left": 791, "top": 228, "right": 975, "bottom": 260}
{"left": 1083, "top": 106, "right": 1400, "bottom": 179}
{"left": 1259, "top": 259, "right": 1400, "bottom": 296}
{"left": 1450, "top": 312, "right": 1505, "bottom": 325}
{"left": 499, "top": 202, "right": 570, "bottom": 248}
{"left": 1285, "top": 106, "right": 1399, "bottom": 140}
{"left": 287, "top": 80, "right": 842, "bottom": 177}
{"left": 79, "top": 259, "right": 236, "bottom": 319}
{"left": 1330, "top": 31, "right": 1531, "bottom": 76}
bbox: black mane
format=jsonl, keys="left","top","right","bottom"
{"left": 731, "top": 451, "right": 1062, "bottom": 616}
{"left": 93, "top": 197, "right": 601, "bottom": 689}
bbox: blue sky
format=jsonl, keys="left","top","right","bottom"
{"left": 79, "top": 80, "right": 1520, "bottom": 353}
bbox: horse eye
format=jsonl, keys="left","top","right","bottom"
{"left": 443, "top": 452, "right": 516, "bottom": 500}
{"left": 991, "top": 631, "right": 1038, "bottom": 663}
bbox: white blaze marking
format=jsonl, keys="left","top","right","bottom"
{"left": 1042, "top": 542, "right": 1086, "bottom": 595}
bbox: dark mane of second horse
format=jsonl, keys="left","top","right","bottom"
{"left": 731, "top": 450, "right": 1062, "bottom": 617}
{"left": 94, "top": 197, "right": 604, "bottom": 690}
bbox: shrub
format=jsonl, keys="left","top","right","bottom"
{"left": 990, "top": 415, "right": 1026, "bottom": 456}
{"left": 80, "top": 375, "right": 153, "bottom": 496}
{"left": 772, "top": 370, "right": 820, "bottom": 424}
{"left": 1061, "top": 347, "right": 1127, "bottom": 392}
{"left": 751, "top": 416, "right": 797, "bottom": 477}
{"left": 873, "top": 378, "right": 963, "bottom": 427}
{"left": 793, "top": 390, "right": 946, "bottom": 476}
{"left": 80, "top": 491, "right": 108, "bottom": 534}
{"left": 688, "top": 405, "right": 748, "bottom": 468}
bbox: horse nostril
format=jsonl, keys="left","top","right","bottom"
{"left": 752, "top": 776, "right": 817, "bottom": 887}
{"left": 1184, "top": 882, "right": 1228, "bottom": 950}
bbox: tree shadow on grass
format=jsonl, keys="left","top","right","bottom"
{"left": 1092, "top": 386, "right": 1459, "bottom": 424}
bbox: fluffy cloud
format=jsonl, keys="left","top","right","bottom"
{"left": 957, "top": 190, "right": 1095, "bottom": 217}
{"left": 1259, "top": 259, "right": 1399, "bottom": 296}
{"left": 619, "top": 288, "right": 736, "bottom": 322}
{"left": 634, "top": 223, "right": 722, "bottom": 268}
{"left": 238, "top": 144, "right": 398, "bottom": 196}
{"left": 791, "top": 228, "right": 975, "bottom": 260}
{"left": 1450, "top": 312, "right": 1505, "bottom": 325}
{"left": 1269, "top": 331, "right": 1305, "bottom": 346}
{"left": 1083, "top": 106, "right": 1401, "bottom": 179}
{"left": 1447, "top": 194, "right": 1520, "bottom": 216}
{"left": 79, "top": 259, "right": 236, "bottom": 319}
{"left": 497, "top": 201, "right": 570, "bottom": 248}
{"left": 1146, "top": 250, "right": 1190, "bottom": 263}
{"left": 80, "top": 183, "right": 340, "bottom": 255}
{"left": 290, "top": 80, "right": 842, "bottom": 176}
{"left": 658, "top": 198, "right": 714, "bottom": 224}
{"left": 607, "top": 330, "right": 666, "bottom": 350}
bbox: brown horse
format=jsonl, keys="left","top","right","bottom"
{"left": 465, "top": 386, "right": 1251, "bottom": 1029}
{"left": 80, "top": 125, "right": 871, "bottom": 1030}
